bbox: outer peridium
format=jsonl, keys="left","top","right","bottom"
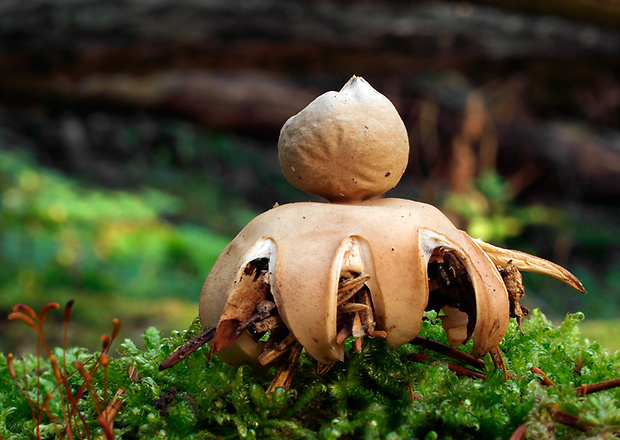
{"left": 199, "top": 198, "right": 510, "bottom": 366}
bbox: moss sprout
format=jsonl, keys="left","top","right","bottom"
{"left": 2, "top": 303, "right": 620, "bottom": 439}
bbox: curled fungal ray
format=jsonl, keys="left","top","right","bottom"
{"left": 472, "top": 238, "right": 586, "bottom": 294}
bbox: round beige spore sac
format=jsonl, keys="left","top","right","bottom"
{"left": 278, "top": 76, "right": 410, "bottom": 203}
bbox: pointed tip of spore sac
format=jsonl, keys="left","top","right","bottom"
{"left": 278, "top": 74, "right": 409, "bottom": 202}
{"left": 339, "top": 75, "right": 380, "bottom": 102}
{"left": 341, "top": 74, "right": 360, "bottom": 89}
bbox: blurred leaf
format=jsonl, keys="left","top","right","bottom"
{"left": 443, "top": 171, "right": 559, "bottom": 243}
{"left": 0, "top": 150, "right": 230, "bottom": 352}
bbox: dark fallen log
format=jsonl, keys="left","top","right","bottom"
{"left": 0, "top": 0, "right": 619, "bottom": 201}
{"left": 50, "top": 70, "right": 318, "bottom": 136}
{"left": 2, "top": 1, "right": 619, "bottom": 68}
{"left": 496, "top": 122, "right": 620, "bottom": 202}
{"left": 1, "top": 0, "right": 619, "bottom": 137}
{"left": 2, "top": 74, "right": 620, "bottom": 204}
{"left": 466, "top": 0, "right": 620, "bottom": 30}
{"left": 1, "top": 1, "right": 619, "bottom": 87}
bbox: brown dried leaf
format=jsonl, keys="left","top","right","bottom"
{"left": 338, "top": 303, "right": 370, "bottom": 314}
{"left": 211, "top": 259, "right": 271, "bottom": 354}
{"left": 258, "top": 333, "right": 298, "bottom": 366}
{"left": 219, "top": 260, "right": 271, "bottom": 326}
{"left": 211, "top": 319, "right": 242, "bottom": 355}
{"left": 253, "top": 315, "right": 283, "bottom": 333}
{"left": 159, "top": 325, "right": 216, "bottom": 370}
{"left": 266, "top": 344, "right": 303, "bottom": 393}
{"left": 499, "top": 262, "right": 529, "bottom": 334}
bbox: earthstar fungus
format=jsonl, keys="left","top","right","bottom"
{"left": 161, "top": 76, "right": 585, "bottom": 388}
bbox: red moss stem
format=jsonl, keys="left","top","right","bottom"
{"left": 110, "top": 318, "right": 121, "bottom": 344}
{"left": 13, "top": 303, "right": 38, "bottom": 320}
{"left": 550, "top": 404, "right": 594, "bottom": 433}
{"left": 8, "top": 301, "right": 118, "bottom": 439}
{"left": 7, "top": 312, "right": 38, "bottom": 332}
{"left": 508, "top": 423, "right": 528, "bottom": 440}
{"left": 63, "top": 300, "right": 74, "bottom": 376}
{"left": 49, "top": 355, "right": 72, "bottom": 435}
{"left": 42, "top": 393, "right": 68, "bottom": 440}
{"left": 98, "top": 414, "right": 115, "bottom": 440}
{"left": 407, "top": 352, "right": 487, "bottom": 379}
{"left": 101, "top": 353, "right": 110, "bottom": 407}
{"left": 38, "top": 302, "right": 60, "bottom": 324}
{"left": 7, "top": 354, "right": 37, "bottom": 427}
{"left": 530, "top": 366, "right": 556, "bottom": 387}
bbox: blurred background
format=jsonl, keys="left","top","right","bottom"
{"left": 1, "top": 0, "right": 619, "bottom": 354}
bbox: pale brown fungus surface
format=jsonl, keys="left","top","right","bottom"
{"left": 278, "top": 76, "right": 409, "bottom": 203}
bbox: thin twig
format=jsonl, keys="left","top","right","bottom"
{"left": 410, "top": 336, "right": 486, "bottom": 371}
{"left": 338, "top": 303, "right": 370, "bottom": 314}
{"left": 267, "top": 343, "right": 303, "bottom": 393}
{"left": 407, "top": 352, "right": 487, "bottom": 379}
{"left": 336, "top": 326, "right": 352, "bottom": 345}
{"left": 259, "top": 333, "right": 298, "bottom": 366}
{"left": 550, "top": 404, "right": 594, "bottom": 433}
{"left": 159, "top": 325, "right": 216, "bottom": 371}
{"left": 407, "top": 383, "right": 424, "bottom": 401}
{"left": 574, "top": 377, "right": 620, "bottom": 395}
{"left": 254, "top": 315, "right": 283, "bottom": 333}
{"left": 489, "top": 346, "right": 509, "bottom": 380}
{"left": 337, "top": 274, "right": 371, "bottom": 305}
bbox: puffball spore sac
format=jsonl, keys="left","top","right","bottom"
{"left": 278, "top": 76, "right": 409, "bottom": 203}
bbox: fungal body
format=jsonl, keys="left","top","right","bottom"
{"left": 199, "top": 198, "right": 583, "bottom": 370}
{"left": 200, "top": 199, "right": 512, "bottom": 366}
{"left": 162, "top": 76, "right": 584, "bottom": 386}
{"left": 278, "top": 76, "right": 409, "bottom": 202}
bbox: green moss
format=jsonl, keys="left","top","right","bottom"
{"left": 2, "top": 310, "right": 620, "bottom": 439}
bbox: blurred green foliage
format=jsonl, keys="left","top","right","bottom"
{"left": 443, "top": 172, "right": 560, "bottom": 244}
{"left": 0, "top": 150, "right": 232, "bottom": 352}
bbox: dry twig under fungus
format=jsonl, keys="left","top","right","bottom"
{"left": 160, "top": 76, "right": 586, "bottom": 392}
